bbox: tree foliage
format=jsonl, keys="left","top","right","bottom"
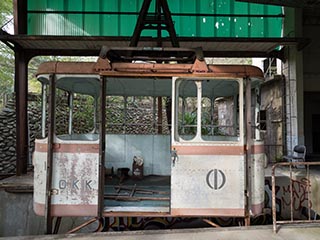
{"left": 0, "top": 0, "right": 97, "bottom": 100}
{"left": 0, "top": 0, "right": 14, "bottom": 104}
{"left": 0, "top": 0, "right": 12, "bottom": 25}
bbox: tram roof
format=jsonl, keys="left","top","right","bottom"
{"left": 36, "top": 60, "right": 264, "bottom": 98}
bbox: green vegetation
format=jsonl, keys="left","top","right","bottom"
{"left": 0, "top": 0, "right": 14, "bottom": 106}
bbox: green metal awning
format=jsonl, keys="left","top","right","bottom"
{"left": 27, "top": 0, "right": 283, "bottom": 38}
{"left": 1, "top": 0, "right": 308, "bottom": 60}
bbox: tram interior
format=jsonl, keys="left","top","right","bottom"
{"left": 102, "top": 77, "right": 242, "bottom": 213}
{"left": 37, "top": 73, "right": 258, "bottom": 213}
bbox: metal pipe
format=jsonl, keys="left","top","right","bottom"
{"left": 245, "top": 77, "right": 252, "bottom": 226}
{"left": 211, "top": 97, "right": 215, "bottom": 136}
{"left": 157, "top": 96, "right": 163, "bottom": 134}
{"left": 67, "top": 217, "right": 99, "bottom": 234}
{"left": 153, "top": 97, "right": 156, "bottom": 133}
{"left": 307, "top": 164, "right": 311, "bottom": 220}
{"left": 233, "top": 95, "right": 237, "bottom": 136}
{"left": 124, "top": 96, "right": 127, "bottom": 134}
{"left": 93, "top": 97, "right": 98, "bottom": 133}
{"left": 181, "top": 97, "right": 185, "bottom": 134}
{"left": 203, "top": 219, "right": 221, "bottom": 228}
{"left": 45, "top": 73, "right": 56, "bottom": 234}
{"left": 53, "top": 217, "right": 62, "bottom": 234}
{"left": 41, "top": 84, "right": 46, "bottom": 138}
{"left": 196, "top": 81, "right": 202, "bottom": 139}
{"left": 27, "top": 10, "right": 285, "bottom": 18}
{"left": 98, "top": 76, "right": 106, "bottom": 217}
{"left": 68, "top": 92, "right": 73, "bottom": 135}
{"left": 290, "top": 164, "right": 293, "bottom": 222}
{"left": 272, "top": 164, "right": 277, "bottom": 233}
{"left": 277, "top": 220, "right": 320, "bottom": 224}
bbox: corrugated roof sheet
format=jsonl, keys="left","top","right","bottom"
{"left": 27, "top": 0, "right": 283, "bottom": 38}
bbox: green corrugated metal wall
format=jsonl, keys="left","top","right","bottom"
{"left": 27, "top": 0, "right": 283, "bottom": 37}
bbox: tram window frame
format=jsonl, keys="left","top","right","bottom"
{"left": 54, "top": 89, "right": 97, "bottom": 140}
{"left": 258, "top": 110, "right": 267, "bottom": 131}
{"left": 174, "top": 78, "right": 241, "bottom": 143}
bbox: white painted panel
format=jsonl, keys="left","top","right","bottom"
{"left": 51, "top": 152, "right": 99, "bottom": 205}
{"left": 153, "top": 136, "right": 171, "bottom": 175}
{"left": 33, "top": 151, "right": 47, "bottom": 205}
{"left": 106, "top": 135, "right": 126, "bottom": 164}
{"left": 33, "top": 148, "right": 99, "bottom": 206}
{"left": 251, "top": 153, "right": 266, "bottom": 207}
{"left": 105, "top": 134, "right": 171, "bottom": 175}
{"left": 171, "top": 155, "right": 245, "bottom": 209}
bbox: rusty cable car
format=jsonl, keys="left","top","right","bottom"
{"left": 33, "top": 48, "right": 266, "bottom": 232}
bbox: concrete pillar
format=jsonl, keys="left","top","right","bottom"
{"left": 282, "top": 8, "right": 304, "bottom": 154}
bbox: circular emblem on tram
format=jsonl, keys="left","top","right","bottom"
{"left": 206, "top": 169, "right": 226, "bottom": 190}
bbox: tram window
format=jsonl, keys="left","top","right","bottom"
{"left": 178, "top": 81, "right": 197, "bottom": 140}
{"left": 176, "top": 79, "right": 239, "bottom": 142}
{"left": 55, "top": 89, "right": 96, "bottom": 138}
{"left": 72, "top": 95, "right": 95, "bottom": 134}
{"left": 259, "top": 110, "right": 267, "bottom": 131}
{"left": 202, "top": 96, "right": 237, "bottom": 140}
{"left": 55, "top": 89, "right": 69, "bottom": 135}
{"left": 106, "top": 96, "right": 125, "bottom": 134}
{"left": 123, "top": 96, "right": 154, "bottom": 134}
{"left": 201, "top": 97, "right": 212, "bottom": 136}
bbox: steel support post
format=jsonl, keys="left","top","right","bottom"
{"left": 14, "top": 49, "right": 29, "bottom": 175}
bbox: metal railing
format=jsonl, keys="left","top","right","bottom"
{"left": 272, "top": 161, "right": 320, "bottom": 232}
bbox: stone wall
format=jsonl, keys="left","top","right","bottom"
{"left": 0, "top": 95, "right": 170, "bottom": 174}
{"left": 0, "top": 96, "right": 42, "bottom": 173}
{"left": 0, "top": 101, "right": 16, "bottom": 173}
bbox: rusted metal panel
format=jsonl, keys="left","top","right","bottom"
{"left": 173, "top": 145, "right": 245, "bottom": 155}
{"left": 33, "top": 138, "right": 99, "bottom": 217}
{"left": 36, "top": 61, "right": 99, "bottom": 75}
{"left": 171, "top": 208, "right": 245, "bottom": 217}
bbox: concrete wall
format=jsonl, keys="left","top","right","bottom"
{"left": 260, "top": 78, "right": 284, "bottom": 162}
{"left": 0, "top": 191, "right": 43, "bottom": 236}
{"left": 282, "top": 8, "right": 304, "bottom": 154}
{"left": 0, "top": 190, "right": 102, "bottom": 237}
